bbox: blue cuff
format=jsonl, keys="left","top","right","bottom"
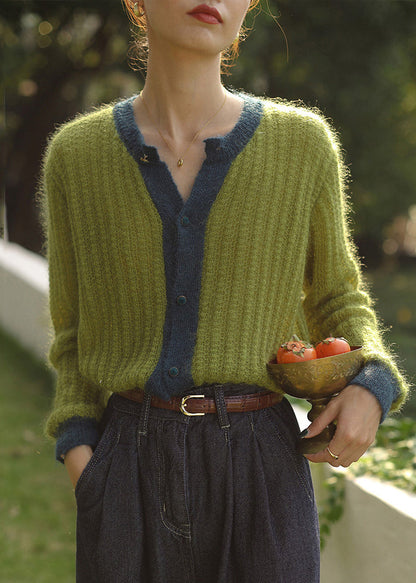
{"left": 350, "top": 360, "right": 401, "bottom": 423}
{"left": 55, "top": 416, "right": 100, "bottom": 463}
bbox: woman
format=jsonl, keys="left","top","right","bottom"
{"left": 39, "top": 1, "right": 409, "bottom": 581}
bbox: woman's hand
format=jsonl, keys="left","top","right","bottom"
{"left": 64, "top": 444, "right": 94, "bottom": 488}
{"left": 303, "top": 384, "right": 383, "bottom": 467}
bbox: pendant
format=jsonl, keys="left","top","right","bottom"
{"left": 177, "top": 158, "right": 184, "bottom": 167}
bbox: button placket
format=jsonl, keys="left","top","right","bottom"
{"left": 114, "top": 92, "right": 264, "bottom": 400}
{"left": 164, "top": 213, "right": 195, "bottom": 383}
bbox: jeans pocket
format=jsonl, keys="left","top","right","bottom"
{"left": 75, "top": 415, "right": 119, "bottom": 504}
{"left": 260, "top": 403, "right": 315, "bottom": 503}
{"left": 155, "top": 420, "right": 191, "bottom": 538}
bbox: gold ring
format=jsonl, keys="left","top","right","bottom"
{"left": 326, "top": 446, "right": 340, "bottom": 460}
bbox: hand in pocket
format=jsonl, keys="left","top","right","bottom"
{"left": 64, "top": 445, "right": 94, "bottom": 488}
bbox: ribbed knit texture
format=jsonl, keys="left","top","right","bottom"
{"left": 38, "top": 92, "right": 410, "bottom": 446}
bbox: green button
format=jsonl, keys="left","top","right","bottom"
{"left": 168, "top": 367, "right": 179, "bottom": 377}
{"left": 176, "top": 295, "right": 187, "bottom": 305}
{"left": 181, "top": 216, "right": 190, "bottom": 226}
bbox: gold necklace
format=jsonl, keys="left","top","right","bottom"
{"left": 139, "top": 90, "right": 227, "bottom": 168}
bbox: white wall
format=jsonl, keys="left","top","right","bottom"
{"left": 317, "top": 470, "right": 416, "bottom": 582}
{"left": 0, "top": 239, "right": 51, "bottom": 360}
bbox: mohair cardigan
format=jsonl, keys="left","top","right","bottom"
{"left": 38, "top": 92, "right": 409, "bottom": 461}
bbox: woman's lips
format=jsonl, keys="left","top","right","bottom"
{"left": 187, "top": 4, "right": 223, "bottom": 25}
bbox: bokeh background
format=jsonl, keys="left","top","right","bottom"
{"left": 1, "top": 1, "right": 415, "bottom": 580}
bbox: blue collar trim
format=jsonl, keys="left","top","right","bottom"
{"left": 113, "top": 91, "right": 263, "bottom": 168}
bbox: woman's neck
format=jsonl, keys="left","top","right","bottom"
{"left": 140, "top": 47, "right": 228, "bottom": 142}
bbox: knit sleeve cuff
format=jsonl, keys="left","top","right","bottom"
{"left": 349, "top": 360, "right": 401, "bottom": 424}
{"left": 55, "top": 416, "right": 100, "bottom": 464}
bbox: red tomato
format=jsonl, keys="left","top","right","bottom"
{"left": 315, "top": 337, "right": 351, "bottom": 358}
{"left": 277, "top": 335, "right": 317, "bottom": 363}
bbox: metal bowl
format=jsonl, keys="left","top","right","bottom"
{"left": 266, "top": 346, "right": 364, "bottom": 400}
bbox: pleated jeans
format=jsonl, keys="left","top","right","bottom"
{"left": 75, "top": 383, "right": 320, "bottom": 582}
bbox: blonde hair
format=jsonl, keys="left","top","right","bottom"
{"left": 121, "top": 0, "right": 261, "bottom": 74}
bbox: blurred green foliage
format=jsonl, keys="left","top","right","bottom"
{"left": 349, "top": 414, "right": 416, "bottom": 492}
{"left": 366, "top": 266, "right": 416, "bottom": 416}
{"left": 235, "top": 0, "right": 416, "bottom": 262}
{"left": 317, "top": 472, "right": 346, "bottom": 550}
{"left": 2, "top": 0, "right": 416, "bottom": 264}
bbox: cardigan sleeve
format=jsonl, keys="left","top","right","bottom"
{"left": 41, "top": 135, "right": 108, "bottom": 461}
{"left": 302, "top": 118, "right": 410, "bottom": 421}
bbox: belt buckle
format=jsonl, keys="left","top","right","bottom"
{"left": 180, "top": 394, "right": 206, "bottom": 416}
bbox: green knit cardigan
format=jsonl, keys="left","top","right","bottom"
{"left": 38, "top": 94, "right": 409, "bottom": 447}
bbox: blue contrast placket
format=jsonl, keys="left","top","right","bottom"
{"left": 113, "top": 92, "right": 264, "bottom": 401}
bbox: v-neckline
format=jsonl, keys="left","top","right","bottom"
{"left": 113, "top": 91, "right": 264, "bottom": 221}
{"left": 130, "top": 94, "right": 247, "bottom": 206}
{"left": 115, "top": 92, "right": 261, "bottom": 207}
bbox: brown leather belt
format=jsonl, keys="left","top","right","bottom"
{"left": 118, "top": 387, "right": 283, "bottom": 416}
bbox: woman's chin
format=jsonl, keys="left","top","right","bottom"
{"left": 149, "top": 28, "right": 232, "bottom": 60}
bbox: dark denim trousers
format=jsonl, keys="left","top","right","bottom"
{"left": 75, "top": 383, "right": 320, "bottom": 583}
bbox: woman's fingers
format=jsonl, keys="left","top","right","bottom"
{"left": 326, "top": 421, "right": 374, "bottom": 467}
{"left": 302, "top": 397, "right": 340, "bottom": 440}
{"left": 303, "top": 384, "right": 382, "bottom": 467}
{"left": 304, "top": 440, "right": 368, "bottom": 467}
